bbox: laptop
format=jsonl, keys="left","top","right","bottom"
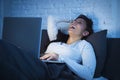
{"left": 41, "top": 60, "right": 64, "bottom": 63}
{"left": 2, "top": 17, "right": 42, "bottom": 58}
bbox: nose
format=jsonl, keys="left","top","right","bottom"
{"left": 71, "top": 20, "right": 77, "bottom": 25}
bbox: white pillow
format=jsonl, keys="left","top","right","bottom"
{"left": 47, "top": 15, "right": 70, "bottom": 41}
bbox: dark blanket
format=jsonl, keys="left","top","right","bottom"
{"left": 0, "top": 40, "right": 49, "bottom": 80}
{"left": 0, "top": 40, "right": 83, "bottom": 80}
{"left": 46, "top": 63, "right": 84, "bottom": 80}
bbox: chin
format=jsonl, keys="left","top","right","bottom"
{"left": 68, "top": 30, "right": 74, "bottom": 35}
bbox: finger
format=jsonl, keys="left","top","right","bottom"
{"left": 40, "top": 55, "right": 45, "bottom": 59}
{"left": 40, "top": 54, "right": 50, "bottom": 60}
{"left": 47, "top": 56, "right": 53, "bottom": 60}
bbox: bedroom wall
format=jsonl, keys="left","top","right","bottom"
{"left": 2, "top": 0, "right": 120, "bottom": 38}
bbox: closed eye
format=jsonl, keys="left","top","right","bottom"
{"left": 75, "top": 20, "right": 83, "bottom": 24}
{"left": 77, "top": 21, "right": 82, "bottom": 24}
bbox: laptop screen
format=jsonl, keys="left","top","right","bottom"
{"left": 2, "top": 17, "right": 42, "bottom": 58}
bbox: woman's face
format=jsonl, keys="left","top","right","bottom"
{"left": 68, "top": 18, "right": 87, "bottom": 37}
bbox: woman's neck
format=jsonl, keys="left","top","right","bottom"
{"left": 67, "top": 36, "right": 82, "bottom": 44}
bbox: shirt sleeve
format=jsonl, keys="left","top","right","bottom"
{"left": 63, "top": 42, "right": 96, "bottom": 80}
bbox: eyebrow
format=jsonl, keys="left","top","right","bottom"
{"left": 76, "top": 19, "right": 86, "bottom": 23}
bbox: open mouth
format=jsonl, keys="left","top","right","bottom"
{"left": 70, "top": 26, "right": 75, "bottom": 29}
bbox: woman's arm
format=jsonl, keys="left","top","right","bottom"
{"left": 62, "top": 44, "right": 96, "bottom": 80}
{"left": 40, "top": 52, "right": 59, "bottom": 60}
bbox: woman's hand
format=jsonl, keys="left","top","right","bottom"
{"left": 40, "top": 53, "right": 59, "bottom": 60}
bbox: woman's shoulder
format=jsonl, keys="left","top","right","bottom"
{"left": 81, "top": 40, "right": 90, "bottom": 44}
{"left": 79, "top": 40, "right": 93, "bottom": 47}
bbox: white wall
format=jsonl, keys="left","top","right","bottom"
{"left": 3, "top": 0, "right": 120, "bottom": 38}
{"left": 110, "top": 0, "right": 120, "bottom": 37}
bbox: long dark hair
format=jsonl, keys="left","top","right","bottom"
{"left": 50, "top": 30, "right": 69, "bottom": 43}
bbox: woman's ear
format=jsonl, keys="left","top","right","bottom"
{"left": 82, "top": 31, "right": 89, "bottom": 37}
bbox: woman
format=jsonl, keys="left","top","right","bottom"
{"left": 40, "top": 14, "right": 96, "bottom": 80}
{"left": 0, "top": 14, "right": 96, "bottom": 80}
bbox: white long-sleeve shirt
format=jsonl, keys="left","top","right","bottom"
{"left": 45, "top": 40, "right": 96, "bottom": 80}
